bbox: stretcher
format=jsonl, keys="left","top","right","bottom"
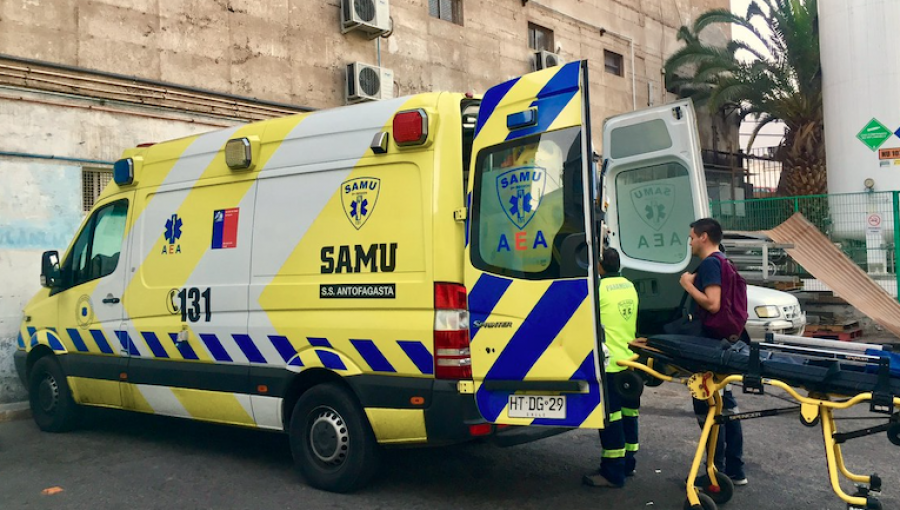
{"left": 616, "top": 333, "right": 900, "bottom": 510}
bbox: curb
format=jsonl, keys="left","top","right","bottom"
{"left": 0, "top": 401, "right": 31, "bottom": 423}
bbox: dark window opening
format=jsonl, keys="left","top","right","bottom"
{"left": 604, "top": 50, "right": 624, "bottom": 76}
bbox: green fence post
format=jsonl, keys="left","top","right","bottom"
{"left": 793, "top": 196, "right": 800, "bottom": 213}
{"left": 894, "top": 191, "right": 900, "bottom": 303}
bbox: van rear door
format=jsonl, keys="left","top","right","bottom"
{"left": 601, "top": 100, "right": 709, "bottom": 275}
{"left": 464, "top": 61, "right": 606, "bottom": 428}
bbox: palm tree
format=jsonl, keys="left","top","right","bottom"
{"left": 664, "top": 0, "right": 824, "bottom": 196}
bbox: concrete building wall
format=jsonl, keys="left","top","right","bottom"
{"left": 0, "top": 91, "right": 236, "bottom": 402}
{"left": 0, "top": 0, "right": 730, "bottom": 402}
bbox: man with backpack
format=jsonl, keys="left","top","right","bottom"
{"left": 679, "top": 218, "right": 749, "bottom": 486}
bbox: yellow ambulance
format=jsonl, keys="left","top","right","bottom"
{"left": 14, "top": 61, "right": 707, "bottom": 492}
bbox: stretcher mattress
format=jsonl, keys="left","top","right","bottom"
{"left": 642, "top": 335, "right": 900, "bottom": 397}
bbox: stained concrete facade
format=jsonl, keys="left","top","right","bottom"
{"left": 0, "top": 0, "right": 731, "bottom": 402}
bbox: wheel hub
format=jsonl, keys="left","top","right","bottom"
{"left": 38, "top": 374, "right": 59, "bottom": 413}
{"left": 308, "top": 407, "right": 349, "bottom": 465}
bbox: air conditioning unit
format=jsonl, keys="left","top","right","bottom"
{"left": 341, "top": 0, "right": 391, "bottom": 36}
{"left": 533, "top": 50, "right": 563, "bottom": 71}
{"left": 346, "top": 62, "right": 394, "bottom": 103}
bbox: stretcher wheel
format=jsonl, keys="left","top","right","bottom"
{"left": 641, "top": 370, "right": 665, "bottom": 387}
{"left": 683, "top": 492, "right": 717, "bottom": 510}
{"left": 695, "top": 472, "right": 734, "bottom": 504}
{"left": 887, "top": 422, "right": 900, "bottom": 446}
{"left": 614, "top": 370, "right": 644, "bottom": 400}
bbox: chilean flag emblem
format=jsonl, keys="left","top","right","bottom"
{"left": 211, "top": 208, "right": 239, "bottom": 249}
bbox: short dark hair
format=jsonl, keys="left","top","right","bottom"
{"left": 690, "top": 218, "right": 723, "bottom": 244}
{"left": 601, "top": 247, "right": 621, "bottom": 274}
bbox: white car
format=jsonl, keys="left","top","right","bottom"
{"left": 745, "top": 285, "right": 806, "bottom": 340}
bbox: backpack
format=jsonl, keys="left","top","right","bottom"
{"left": 701, "top": 252, "right": 748, "bottom": 340}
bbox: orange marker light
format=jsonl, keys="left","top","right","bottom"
{"left": 410, "top": 396, "right": 425, "bottom": 405}
{"left": 257, "top": 385, "right": 268, "bottom": 394}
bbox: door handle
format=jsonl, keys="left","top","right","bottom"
{"left": 103, "top": 294, "right": 120, "bottom": 304}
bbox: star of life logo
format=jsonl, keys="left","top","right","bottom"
{"left": 496, "top": 166, "right": 546, "bottom": 229}
{"left": 341, "top": 177, "right": 381, "bottom": 230}
{"left": 630, "top": 184, "right": 674, "bottom": 231}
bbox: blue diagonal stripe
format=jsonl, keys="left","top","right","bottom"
{"left": 27, "top": 326, "right": 36, "bottom": 337}
{"left": 47, "top": 332, "right": 65, "bottom": 352}
{"left": 316, "top": 350, "right": 346, "bottom": 370}
{"left": 233, "top": 334, "right": 266, "bottom": 364}
{"left": 468, "top": 274, "right": 512, "bottom": 340}
{"left": 168, "top": 333, "right": 199, "bottom": 360}
{"left": 476, "top": 280, "right": 588, "bottom": 422}
{"left": 90, "top": 329, "right": 114, "bottom": 354}
{"left": 66, "top": 329, "right": 89, "bottom": 352}
{"left": 350, "top": 339, "right": 395, "bottom": 373}
{"left": 475, "top": 76, "right": 521, "bottom": 139}
{"left": 506, "top": 61, "right": 580, "bottom": 141}
{"left": 308, "top": 337, "right": 331, "bottom": 348}
{"left": 141, "top": 332, "right": 170, "bottom": 359}
{"left": 116, "top": 331, "right": 140, "bottom": 356}
{"left": 269, "top": 335, "right": 298, "bottom": 362}
{"left": 199, "top": 334, "right": 233, "bottom": 362}
{"left": 397, "top": 341, "right": 434, "bottom": 375}
{"left": 531, "top": 352, "right": 601, "bottom": 427}
{"left": 16, "top": 332, "right": 25, "bottom": 349}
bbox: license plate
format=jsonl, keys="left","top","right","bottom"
{"left": 507, "top": 395, "right": 566, "bottom": 419}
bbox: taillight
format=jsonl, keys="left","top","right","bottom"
{"left": 434, "top": 283, "right": 471, "bottom": 380}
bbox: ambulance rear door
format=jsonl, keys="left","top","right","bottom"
{"left": 465, "top": 61, "right": 606, "bottom": 429}
{"left": 601, "top": 99, "right": 708, "bottom": 275}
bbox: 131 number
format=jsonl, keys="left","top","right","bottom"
{"left": 177, "top": 287, "right": 211, "bottom": 322}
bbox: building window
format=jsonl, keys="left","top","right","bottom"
{"left": 83, "top": 167, "right": 113, "bottom": 211}
{"left": 429, "top": 0, "right": 462, "bottom": 25}
{"left": 528, "top": 23, "right": 554, "bottom": 52}
{"left": 604, "top": 50, "right": 624, "bottom": 76}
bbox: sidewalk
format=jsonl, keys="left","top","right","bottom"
{"left": 0, "top": 401, "right": 30, "bottom": 422}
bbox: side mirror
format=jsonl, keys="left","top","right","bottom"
{"left": 41, "top": 251, "right": 61, "bottom": 288}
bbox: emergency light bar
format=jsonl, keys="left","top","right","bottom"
{"left": 113, "top": 158, "right": 134, "bottom": 186}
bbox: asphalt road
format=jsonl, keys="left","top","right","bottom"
{"left": 1, "top": 384, "right": 897, "bottom": 510}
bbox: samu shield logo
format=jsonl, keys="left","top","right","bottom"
{"left": 496, "top": 166, "right": 546, "bottom": 229}
{"left": 630, "top": 183, "right": 675, "bottom": 231}
{"left": 341, "top": 177, "right": 381, "bottom": 230}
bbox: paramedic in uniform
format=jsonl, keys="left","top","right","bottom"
{"left": 583, "top": 248, "right": 640, "bottom": 488}
{"left": 680, "top": 218, "right": 747, "bottom": 486}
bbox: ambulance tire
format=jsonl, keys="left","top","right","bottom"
{"left": 683, "top": 492, "right": 717, "bottom": 510}
{"left": 290, "top": 383, "right": 380, "bottom": 493}
{"left": 29, "top": 356, "right": 81, "bottom": 432}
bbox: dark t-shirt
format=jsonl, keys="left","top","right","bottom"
{"left": 692, "top": 254, "right": 722, "bottom": 315}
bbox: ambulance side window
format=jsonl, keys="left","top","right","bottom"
{"left": 59, "top": 200, "right": 128, "bottom": 290}
{"left": 470, "top": 127, "right": 586, "bottom": 280}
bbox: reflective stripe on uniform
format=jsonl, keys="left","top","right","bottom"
{"left": 622, "top": 407, "right": 639, "bottom": 417}
{"left": 602, "top": 448, "right": 626, "bottom": 459}
{"left": 625, "top": 442, "right": 639, "bottom": 452}
{"left": 609, "top": 410, "right": 622, "bottom": 422}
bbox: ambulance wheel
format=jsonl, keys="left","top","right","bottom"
{"left": 614, "top": 371, "right": 644, "bottom": 400}
{"left": 289, "top": 383, "right": 380, "bottom": 493}
{"left": 683, "top": 492, "right": 717, "bottom": 510}
{"left": 28, "top": 356, "right": 81, "bottom": 432}
{"left": 695, "top": 472, "right": 734, "bottom": 504}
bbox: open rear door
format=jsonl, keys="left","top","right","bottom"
{"left": 601, "top": 100, "right": 709, "bottom": 275}
{"left": 465, "top": 61, "right": 605, "bottom": 428}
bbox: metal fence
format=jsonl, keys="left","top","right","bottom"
{"left": 710, "top": 191, "right": 900, "bottom": 295}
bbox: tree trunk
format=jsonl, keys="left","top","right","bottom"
{"left": 776, "top": 120, "right": 827, "bottom": 196}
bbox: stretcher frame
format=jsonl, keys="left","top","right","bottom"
{"left": 619, "top": 334, "right": 900, "bottom": 510}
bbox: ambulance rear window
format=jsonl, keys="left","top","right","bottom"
{"left": 469, "top": 127, "right": 586, "bottom": 280}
